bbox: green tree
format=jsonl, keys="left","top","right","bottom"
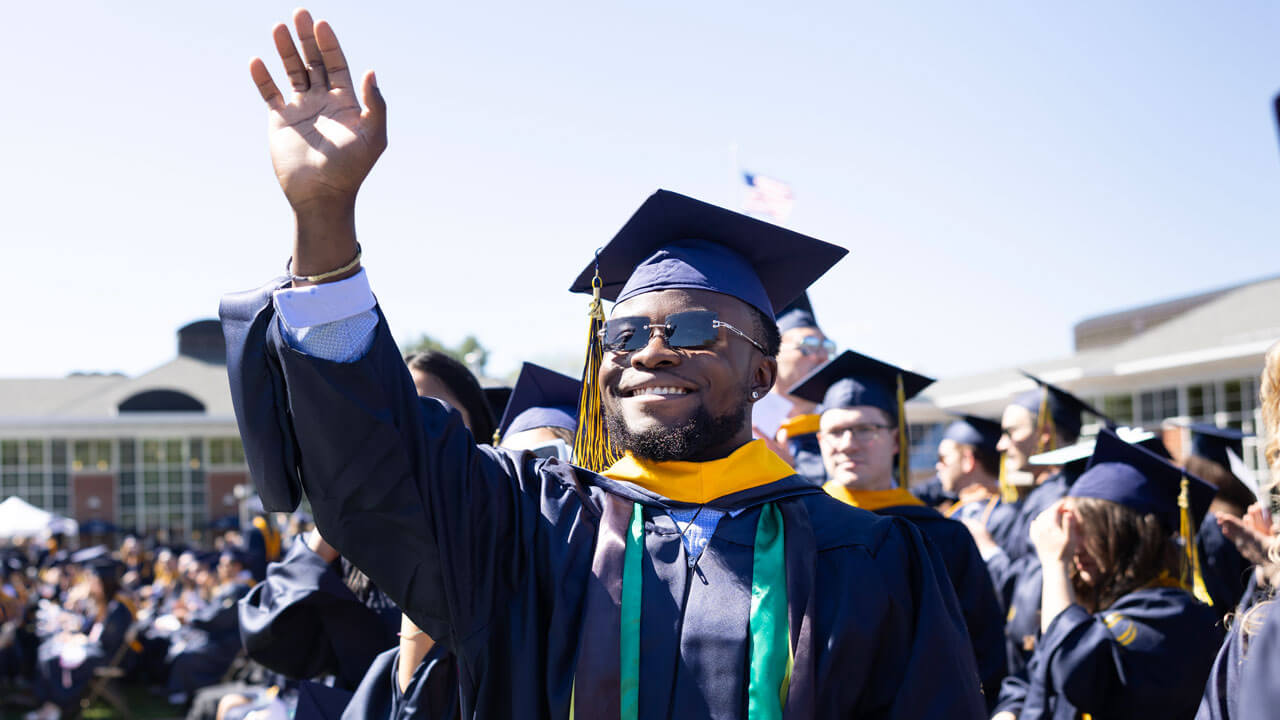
{"left": 401, "top": 333, "right": 490, "bottom": 374}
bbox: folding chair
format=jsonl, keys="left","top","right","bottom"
{"left": 78, "top": 622, "right": 141, "bottom": 720}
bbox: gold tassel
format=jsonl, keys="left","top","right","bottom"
{"left": 897, "top": 374, "right": 909, "bottom": 485}
{"left": 1179, "top": 475, "right": 1212, "bottom": 605}
{"left": 573, "top": 269, "right": 620, "bottom": 472}
{"left": 998, "top": 452, "right": 1019, "bottom": 503}
{"left": 1034, "top": 389, "right": 1057, "bottom": 454}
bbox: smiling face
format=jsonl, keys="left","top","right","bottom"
{"left": 599, "top": 288, "right": 777, "bottom": 462}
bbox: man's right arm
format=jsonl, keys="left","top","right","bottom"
{"left": 231, "top": 9, "right": 551, "bottom": 653}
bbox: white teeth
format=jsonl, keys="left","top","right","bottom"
{"left": 630, "top": 386, "right": 690, "bottom": 397}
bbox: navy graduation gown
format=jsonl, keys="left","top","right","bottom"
{"left": 33, "top": 598, "right": 133, "bottom": 710}
{"left": 220, "top": 285, "right": 986, "bottom": 719}
{"left": 784, "top": 431, "right": 825, "bottom": 486}
{"left": 342, "top": 646, "right": 459, "bottom": 720}
{"left": 995, "top": 586, "right": 1221, "bottom": 720}
{"left": 1003, "top": 472, "right": 1069, "bottom": 562}
{"left": 239, "top": 538, "right": 399, "bottom": 689}
{"left": 167, "top": 581, "right": 252, "bottom": 695}
{"left": 877, "top": 504, "right": 1008, "bottom": 710}
{"left": 1197, "top": 518, "right": 1250, "bottom": 621}
{"left": 1235, "top": 594, "right": 1280, "bottom": 719}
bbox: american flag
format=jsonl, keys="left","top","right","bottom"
{"left": 741, "top": 171, "right": 794, "bottom": 222}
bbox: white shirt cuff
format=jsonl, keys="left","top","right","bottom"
{"left": 980, "top": 545, "right": 1007, "bottom": 563}
{"left": 272, "top": 269, "right": 376, "bottom": 329}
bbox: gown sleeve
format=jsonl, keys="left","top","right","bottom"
{"left": 223, "top": 285, "right": 563, "bottom": 654}
{"left": 239, "top": 540, "right": 397, "bottom": 688}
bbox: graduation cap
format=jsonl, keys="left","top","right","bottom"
{"left": 942, "top": 415, "right": 1002, "bottom": 454}
{"left": 566, "top": 190, "right": 847, "bottom": 470}
{"left": 68, "top": 545, "right": 110, "bottom": 565}
{"left": 775, "top": 291, "right": 819, "bottom": 333}
{"left": 1183, "top": 423, "right": 1250, "bottom": 470}
{"left": 220, "top": 547, "right": 252, "bottom": 568}
{"left": 1010, "top": 372, "right": 1112, "bottom": 447}
{"left": 788, "top": 350, "right": 935, "bottom": 482}
{"left": 495, "top": 363, "right": 581, "bottom": 445}
{"left": 483, "top": 386, "right": 513, "bottom": 433}
{"left": 1073, "top": 427, "right": 1217, "bottom": 603}
{"left": 1029, "top": 427, "right": 1165, "bottom": 468}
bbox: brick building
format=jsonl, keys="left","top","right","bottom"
{"left": 0, "top": 321, "right": 248, "bottom": 542}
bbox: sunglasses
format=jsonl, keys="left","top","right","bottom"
{"left": 782, "top": 336, "right": 836, "bottom": 357}
{"left": 599, "top": 310, "right": 766, "bottom": 354}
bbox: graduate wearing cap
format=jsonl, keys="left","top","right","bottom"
{"left": 750, "top": 291, "right": 834, "bottom": 485}
{"left": 790, "top": 350, "right": 1008, "bottom": 710}
{"left": 223, "top": 17, "right": 984, "bottom": 716}
{"left": 27, "top": 559, "right": 136, "bottom": 720}
{"left": 992, "top": 428, "right": 1223, "bottom": 720}
{"left": 165, "top": 549, "right": 255, "bottom": 706}
{"left": 987, "top": 428, "right": 1170, "bottom": 679}
{"left": 993, "top": 373, "right": 1113, "bottom": 564}
{"left": 938, "top": 415, "right": 1020, "bottom": 551}
{"left": 1176, "top": 424, "right": 1257, "bottom": 619}
{"left": 493, "top": 362, "right": 580, "bottom": 458}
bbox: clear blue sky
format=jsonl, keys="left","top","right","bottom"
{"left": 4, "top": 2, "right": 1278, "bottom": 381}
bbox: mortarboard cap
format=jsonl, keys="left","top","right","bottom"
{"left": 1011, "top": 372, "right": 1112, "bottom": 443}
{"left": 68, "top": 545, "right": 110, "bottom": 565}
{"left": 1073, "top": 427, "right": 1217, "bottom": 530}
{"left": 787, "top": 350, "right": 934, "bottom": 422}
{"left": 566, "top": 189, "right": 847, "bottom": 471}
{"left": 1184, "top": 423, "right": 1250, "bottom": 470}
{"left": 569, "top": 190, "right": 847, "bottom": 319}
{"left": 942, "top": 415, "right": 1003, "bottom": 454}
{"left": 788, "top": 350, "right": 934, "bottom": 481}
{"left": 483, "top": 386, "right": 513, "bottom": 428}
{"left": 1028, "top": 427, "right": 1168, "bottom": 467}
{"left": 497, "top": 363, "right": 581, "bottom": 441}
{"left": 221, "top": 547, "right": 252, "bottom": 568}
{"left": 775, "top": 291, "right": 819, "bottom": 333}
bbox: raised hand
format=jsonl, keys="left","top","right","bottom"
{"left": 249, "top": 9, "right": 386, "bottom": 279}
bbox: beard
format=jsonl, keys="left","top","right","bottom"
{"left": 606, "top": 400, "right": 748, "bottom": 462}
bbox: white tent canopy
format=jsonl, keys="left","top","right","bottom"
{"left": 0, "top": 496, "right": 78, "bottom": 540}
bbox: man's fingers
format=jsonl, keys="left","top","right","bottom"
{"left": 272, "top": 24, "right": 309, "bottom": 93}
{"left": 249, "top": 58, "right": 286, "bottom": 112}
{"left": 315, "top": 21, "right": 353, "bottom": 91}
{"left": 293, "top": 8, "right": 329, "bottom": 90}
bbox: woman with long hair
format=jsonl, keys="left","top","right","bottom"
{"left": 992, "top": 428, "right": 1223, "bottom": 720}
{"left": 1203, "top": 341, "right": 1280, "bottom": 719}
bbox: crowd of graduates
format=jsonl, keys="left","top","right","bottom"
{"left": 0, "top": 515, "right": 298, "bottom": 719}
{"left": 10, "top": 8, "right": 1280, "bottom": 718}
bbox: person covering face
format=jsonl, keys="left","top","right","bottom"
{"left": 222, "top": 12, "right": 986, "bottom": 719}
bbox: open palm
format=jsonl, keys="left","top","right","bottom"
{"left": 250, "top": 9, "right": 386, "bottom": 210}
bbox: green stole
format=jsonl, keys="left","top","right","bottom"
{"left": 572, "top": 441, "right": 796, "bottom": 719}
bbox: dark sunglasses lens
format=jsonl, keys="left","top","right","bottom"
{"left": 666, "top": 311, "right": 719, "bottom": 349}
{"left": 602, "top": 317, "right": 648, "bottom": 351}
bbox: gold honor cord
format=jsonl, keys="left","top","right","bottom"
{"left": 574, "top": 270, "right": 620, "bottom": 472}
{"left": 1178, "top": 475, "right": 1212, "bottom": 605}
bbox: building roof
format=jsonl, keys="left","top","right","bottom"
{"left": 0, "top": 320, "right": 235, "bottom": 423}
{"left": 918, "top": 275, "right": 1280, "bottom": 418}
